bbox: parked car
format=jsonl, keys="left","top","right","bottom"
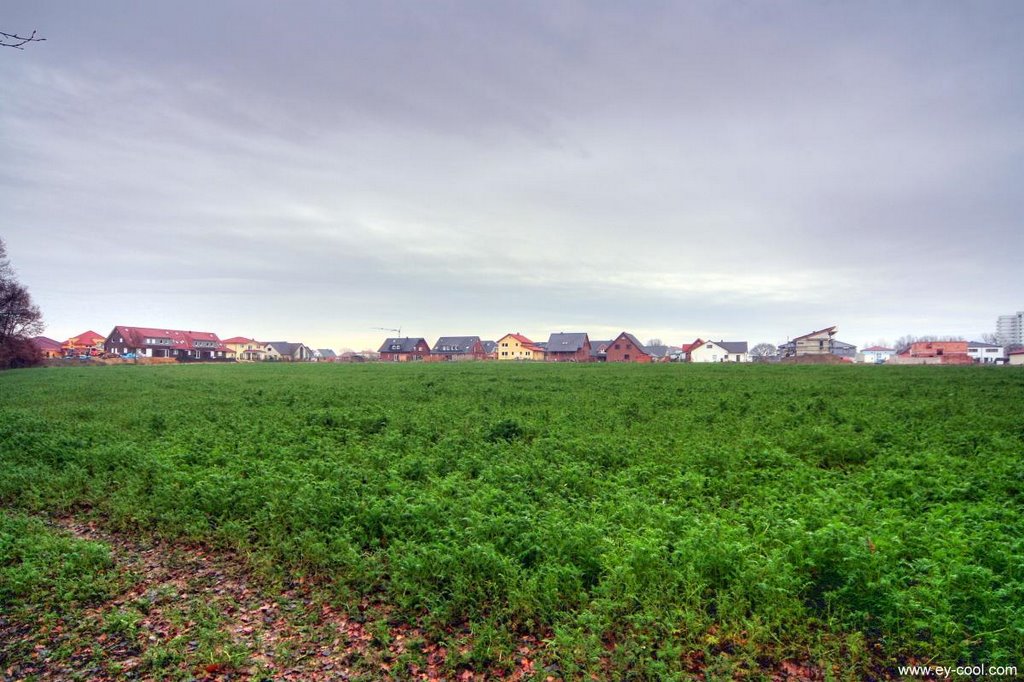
{"left": 121, "top": 352, "right": 138, "bottom": 360}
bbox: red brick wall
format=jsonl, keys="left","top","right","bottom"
{"left": 546, "top": 348, "right": 591, "bottom": 362}
{"left": 605, "top": 336, "right": 652, "bottom": 363}
{"left": 908, "top": 341, "right": 969, "bottom": 357}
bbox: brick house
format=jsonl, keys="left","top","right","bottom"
{"left": 589, "top": 340, "right": 613, "bottom": 362}
{"left": 891, "top": 341, "right": 973, "bottom": 365}
{"left": 104, "top": 326, "right": 234, "bottom": 361}
{"left": 545, "top": 333, "right": 591, "bottom": 362}
{"left": 377, "top": 337, "right": 430, "bottom": 362}
{"left": 604, "top": 332, "right": 652, "bottom": 363}
{"left": 430, "top": 336, "right": 486, "bottom": 361}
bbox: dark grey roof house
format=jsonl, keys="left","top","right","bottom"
{"left": 546, "top": 332, "right": 591, "bottom": 362}
{"left": 432, "top": 336, "right": 485, "bottom": 360}
{"left": 716, "top": 341, "right": 749, "bottom": 355}
{"left": 589, "top": 340, "right": 613, "bottom": 361}
{"left": 266, "top": 341, "right": 311, "bottom": 361}
{"left": 377, "top": 337, "right": 431, "bottom": 361}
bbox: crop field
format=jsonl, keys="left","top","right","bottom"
{"left": 1, "top": 363, "right": 1022, "bottom": 680}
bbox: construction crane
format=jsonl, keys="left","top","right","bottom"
{"left": 372, "top": 326, "right": 402, "bottom": 337}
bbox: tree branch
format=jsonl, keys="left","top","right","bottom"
{"left": 0, "top": 30, "right": 46, "bottom": 49}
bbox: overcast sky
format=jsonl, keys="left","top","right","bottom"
{"left": 3, "top": 1, "right": 1022, "bottom": 350}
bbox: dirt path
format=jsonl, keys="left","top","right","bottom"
{"left": 2, "top": 516, "right": 546, "bottom": 681}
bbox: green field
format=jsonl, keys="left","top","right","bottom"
{"left": 1, "top": 363, "right": 1022, "bottom": 679}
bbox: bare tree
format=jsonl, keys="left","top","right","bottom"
{"left": 0, "top": 29, "right": 45, "bottom": 49}
{"left": 0, "top": 238, "right": 44, "bottom": 368}
{"left": 749, "top": 342, "right": 778, "bottom": 361}
{"left": 981, "top": 332, "right": 1001, "bottom": 345}
{"left": 646, "top": 338, "right": 663, "bottom": 348}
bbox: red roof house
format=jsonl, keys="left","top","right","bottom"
{"left": 31, "top": 336, "right": 63, "bottom": 358}
{"left": 104, "top": 326, "right": 234, "bottom": 361}
{"left": 681, "top": 338, "right": 705, "bottom": 362}
{"left": 62, "top": 330, "right": 107, "bottom": 355}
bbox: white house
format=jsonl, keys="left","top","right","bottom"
{"left": 689, "top": 340, "right": 749, "bottom": 363}
{"left": 860, "top": 346, "right": 896, "bottom": 364}
{"left": 264, "top": 341, "right": 312, "bottom": 361}
{"left": 967, "top": 341, "right": 1005, "bottom": 364}
{"left": 1009, "top": 350, "right": 1024, "bottom": 366}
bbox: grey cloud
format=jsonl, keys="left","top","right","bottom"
{"left": 2, "top": 1, "right": 1022, "bottom": 347}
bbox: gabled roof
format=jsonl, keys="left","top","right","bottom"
{"left": 500, "top": 333, "right": 544, "bottom": 352}
{"left": 862, "top": 346, "right": 894, "bottom": 352}
{"left": 546, "top": 332, "right": 589, "bottom": 352}
{"left": 967, "top": 341, "right": 1002, "bottom": 349}
{"left": 481, "top": 341, "right": 497, "bottom": 354}
{"left": 110, "top": 326, "right": 223, "bottom": 351}
{"left": 378, "top": 337, "right": 428, "bottom": 353}
{"left": 715, "top": 341, "right": 748, "bottom": 354}
{"left": 793, "top": 326, "right": 837, "bottom": 341}
{"left": 317, "top": 349, "right": 337, "bottom": 358}
{"left": 646, "top": 344, "right": 671, "bottom": 358}
{"left": 223, "top": 336, "right": 261, "bottom": 344}
{"left": 432, "top": 336, "right": 482, "bottom": 353}
{"left": 31, "top": 336, "right": 63, "bottom": 351}
{"left": 266, "top": 342, "right": 305, "bottom": 356}
{"left": 682, "top": 338, "right": 705, "bottom": 353}
{"left": 64, "top": 330, "right": 106, "bottom": 347}
{"left": 503, "top": 333, "right": 535, "bottom": 345}
{"left": 495, "top": 333, "right": 544, "bottom": 352}
{"left": 613, "top": 332, "right": 649, "bottom": 354}
{"left": 590, "top": 340, "right": 612, "bottom": 357}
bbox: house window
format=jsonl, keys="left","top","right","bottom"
{"left": 615, "top": 344, "right": 621, "bottom": 350}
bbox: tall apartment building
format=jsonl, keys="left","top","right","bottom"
{"left": 996, "top": 311, "right": 1023, "bottom": 346}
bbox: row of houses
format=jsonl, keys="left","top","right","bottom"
{"left": 379, "top": 332, "right": 751, "bottom": 363}
{"left": 773, "top": 326, "right": 1019, "bottom": 365}
{"left": 30, "top": 324, "right": 1024, "bottom": 366}
{"left": 31, "top": 327, "right": 341, "bottom": 363}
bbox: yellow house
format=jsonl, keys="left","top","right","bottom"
{"left": 223, "top": 336, "right": 269, "bottom": 361}
{"left": 496, "top": 333, "right": 545, "bottom": 361}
